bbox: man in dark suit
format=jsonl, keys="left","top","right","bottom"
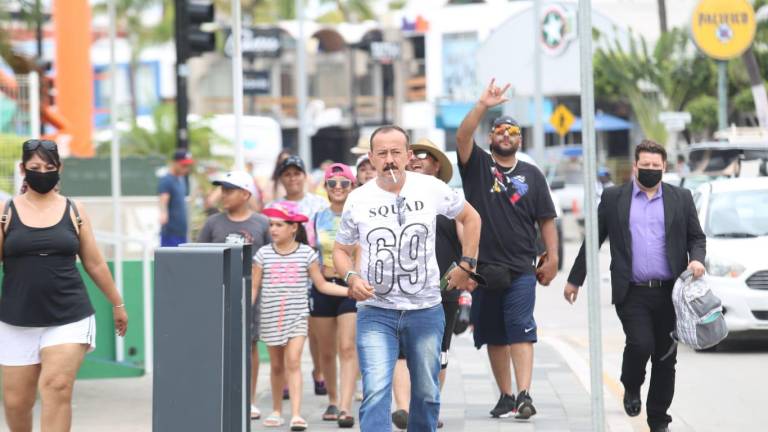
{"left": 564, "top": 140, "right": 706, "bottom": 432}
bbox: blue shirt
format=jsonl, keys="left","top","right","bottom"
{"left": 158, "top": 174, "right": 188, "bottom": 237}
{"left": 629, "top": 180, "right": 672, "bottom": 282}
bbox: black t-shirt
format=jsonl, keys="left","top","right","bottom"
{"left": 458, "top": 143, "right": 556, "bottom": 274}
{"left": 436, "top": 215, "right": 461, "bottom": 302}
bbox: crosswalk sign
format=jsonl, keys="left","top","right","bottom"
{"left": 550, "top": 104, "right": 575, "bottom": 138}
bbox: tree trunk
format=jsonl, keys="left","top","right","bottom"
{"left": 741, "top": 45, "right": 768, "bottom": 128}
{"left": 657, "top": 0, "right": 667, "bottom": 34}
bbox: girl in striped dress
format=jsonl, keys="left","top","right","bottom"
{"left": 254, "top": 202, "right": 349, "bottom": 430}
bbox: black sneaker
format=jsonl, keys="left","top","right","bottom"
{"left": 489, "top": 393, "right": 516, "bottom": 418}
{"left": 391, "top": 409, "right": 408, "bottom": 430}
{"left": 515, "top": 390, "right": 537, "bottom": 419}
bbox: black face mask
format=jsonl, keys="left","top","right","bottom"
{"left": 637, "top": 168, "right": 662, "bottom": 188}
{"left": 25, "top": 170, "right": 59, "bottom": 194}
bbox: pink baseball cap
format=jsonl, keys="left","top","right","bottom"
{"left": 324, "top": 163, "right": 356, "bottom": 183}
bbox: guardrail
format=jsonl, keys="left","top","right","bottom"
{"left": 94, "top": 230, "right": 157, "bottom": 373}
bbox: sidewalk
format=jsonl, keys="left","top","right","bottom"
{"left": 1, "top": 334, "right": 621, "bottom": 431}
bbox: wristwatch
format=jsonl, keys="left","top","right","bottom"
{"left": 460, "top": 256, "right": 477, "bottom": 268}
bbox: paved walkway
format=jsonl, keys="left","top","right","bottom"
{"left": 0, "top": 334, "right": 632, "bottom": 431}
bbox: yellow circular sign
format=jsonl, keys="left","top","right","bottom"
{"left": 691, "top": 0, "right": 756, "bottom": 60}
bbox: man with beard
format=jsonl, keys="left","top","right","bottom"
{"left": 455, "top": 79, "right": 559, "bottom": 420}
{"left": 564, "top": 140, "right": 706, "bottom": 432}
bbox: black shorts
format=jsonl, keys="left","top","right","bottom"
{"left": 471, "top": 273, "right": 538, "bottom": 348}
{"left": 397, "top": 301, "right": 459, "bottom": 369}
{"left": 309, "top": 278, "right": 357, "bottom": 318}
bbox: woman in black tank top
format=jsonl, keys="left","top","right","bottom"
{"left": 0, "top": 140, "right": 128, "bottom": 431}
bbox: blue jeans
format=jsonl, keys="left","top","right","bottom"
{"left": 356, "top": 304, "right": 445, "bottom": 432}
{"left": 160, "top": 233, "right": 186, "bottom": 247}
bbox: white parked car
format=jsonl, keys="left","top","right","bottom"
{"left": 694, "top": 177, "right": 768, "bottom": 340}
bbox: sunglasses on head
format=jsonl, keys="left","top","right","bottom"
{"left": 23, "top": 139, "right": 58, "bottom": 153}
{"left": 326, "top": 179, "right": 351, "bottom": 189}
{"left": 493, "top": 125, "right": 521, "bottom": 136}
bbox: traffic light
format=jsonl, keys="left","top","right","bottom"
{"left": 176, "top": 1, "right": 216, "bottom": 61}
{"left": 174, "top": 1, "right": 215, "bottom": 150}
{"left": 186, "top": 2, "right": 215, "bottom": 57}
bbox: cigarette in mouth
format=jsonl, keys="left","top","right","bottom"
{"left": 389, "top": 167, "right": 397, "bottom": 183}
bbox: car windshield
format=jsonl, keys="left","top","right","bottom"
{"left": 706, "top": 189, "right": 768, "bottom": 238}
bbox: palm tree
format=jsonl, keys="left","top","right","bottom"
{"left": 318, "top": 0, "right": 375, "bottom": 23}
{"left": 594, "top": 29, "right": 717, "bottom": 143}
{"left": 0, "top": 1, "right": 42, "bottom": 74}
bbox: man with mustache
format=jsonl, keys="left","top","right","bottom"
{"left": 333, "top": 125, "right": 481, "bottom": 431}
{"left": 455, "top": 79, "right": 559, "bottom": 420}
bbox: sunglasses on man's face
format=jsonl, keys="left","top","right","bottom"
{"left": 326, "top": 179, "right": 351, "bottom": 189}
{"left": 413, "top": 151, "right": 435, "bottom": 161}
{"left": 493, "top": 125, "right": 521, "bottom": 136}
{"left": 23, "top": 139, "right": 58, "bottom": 152}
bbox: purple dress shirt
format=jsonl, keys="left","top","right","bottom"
{"left": 629, "top": 180, "right": 673, "bottom": 282}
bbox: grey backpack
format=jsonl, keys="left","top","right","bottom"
{"left": 664, "top": 270, "right": 728, "bottom": 356}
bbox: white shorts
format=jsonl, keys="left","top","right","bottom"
{"left": 0, "top": 315, "right": 97, "bottom": 366}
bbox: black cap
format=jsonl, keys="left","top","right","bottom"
{"left": 173, "top": 150, "right": 194, "bottom": 165}
{"left": 278, "top": 155, "right": 306, "bottom": 175}
{"left": 492, "top": 116, "right": 519, "bottom": 128}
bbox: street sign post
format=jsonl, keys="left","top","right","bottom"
{"left": 691, "top": 0, "right": 756, "bottom": 61}
{"left": 550, "top": 104, "right": 575, "bottom": 140}
{"left": 659, "top": 111, "right": 692, "bottom": 163}
{"left": 578, "top": 1, "right": 606, "bottom": 430}
{"left": 691, "top": 0, "right": 756, "bottom": 131}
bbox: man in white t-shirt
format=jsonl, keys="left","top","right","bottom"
{"left": 333, "top": 126, "right": 481, "bottom": 431}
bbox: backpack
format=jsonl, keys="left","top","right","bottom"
{"left": 662, "top": 270, "right": 728, "bottom": 358}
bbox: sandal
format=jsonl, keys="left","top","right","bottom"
{"left": 322, "top": 405, "right": 339, "bottom": 421}
{"left": 290, "top": 416, "right": 308, "bottom": 431}
{"left": 337, "top": 411, "right": 355, "bottom": 428}
{"left": 263, "top": 412, "right": 284, "bottom": 427}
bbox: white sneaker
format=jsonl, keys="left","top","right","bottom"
{"left": 250, "top": 404, "right": 261, "bottom": 419}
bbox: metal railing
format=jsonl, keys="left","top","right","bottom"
{"left": 94, "top": 230, "right": 157, "bottom": 373}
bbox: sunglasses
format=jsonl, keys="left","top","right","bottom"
{"left": 326, "top": 179, "right": 351, "bottom": 189}
{"left": 23, "top": 139, "right": 58, "bottom": 152}
{"left": 413, "top": 151, "right": 435, "bottom": 160}
{"left": 395, "top": 196, "right": 406, "bottom": 226}
{"left": 493, "top": 125, "right": 521, "bottom": 136}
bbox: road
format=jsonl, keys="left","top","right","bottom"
{"left": 541, "top": 224, "right": 768, "bottom": 432}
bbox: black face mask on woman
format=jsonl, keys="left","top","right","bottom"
{"left": 637, "top": 168, "right": 662, "bottom": 188}
{"left": 25, "top": 170, "right": 59, "bottom": 194}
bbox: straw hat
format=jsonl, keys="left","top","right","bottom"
{"left": 350, "top": 135, "right": 371, "bottom": 155}
{"left": 410, "top": 138, "right": 453, "bottom": 183}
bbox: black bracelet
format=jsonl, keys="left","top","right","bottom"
{"left": 457, "top": 262, "right": 474, "bottom": 276}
